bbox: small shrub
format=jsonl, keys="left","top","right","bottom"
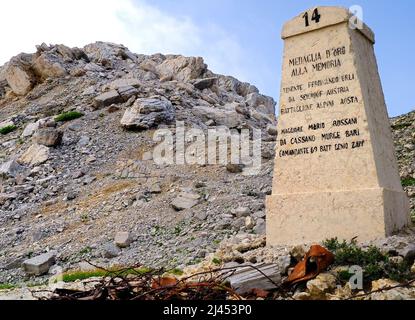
{"left": 391, "top": 122, "right": 411, "bottom": 130}
{"left": 169, "top": 268, "right": 184, "bottom": 276}
{"left": 55, "top": 111, "right": 84, "bottom": 122}
{"left": 323, "top": 238, "right": 413, "bottom": 284}
{"left": 0, "top": 125, "right": 16, "bottom": 135}
{"left": 212, "top": 258, "right": 222, "bottom": 266}
{"left": 402, "top": 177, "right": 415, "bottom": 187}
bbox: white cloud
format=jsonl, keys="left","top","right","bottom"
{"left": 0, "top": 0, "right": 247, "bottom": 81}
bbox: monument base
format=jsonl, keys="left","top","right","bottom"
{"left": 266, "top": 188, "right": 410, "bottom": 246}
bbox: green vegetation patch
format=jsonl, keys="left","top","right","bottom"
{"left": 0, "top": 125, "right": 17, "bottom": 135}
{"left": 401, "top": 177, "right": 415, "bottom": 187}
{"left": 0, "top": 283, "right": 16, "bottom": 290}
{"left": 55, "top": 111, "right": 84, "bottom": 122}
{"left": 323, "top": 238, "right": 413, "bottom": 284}
{"left": 391, "top": 122, "right": 412, "bottom": 130}
{"left": 62, "top": 267, "right": 152, "bottom": 283}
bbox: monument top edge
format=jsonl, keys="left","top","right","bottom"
{"left": 281, "top": 6, "right": 375, "bottom": 43}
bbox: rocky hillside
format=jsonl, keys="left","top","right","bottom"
{"left": 0, "top": 42, "right": 277, "bottom": 285}
{"left": 0, "top": 42, "right": 413, "bottom": 290}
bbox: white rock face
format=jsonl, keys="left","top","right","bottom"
{"left": 18, "top": 144, "right": 50, "bottom": 166}
{"left": 156, "top": 56, "right": 207, "bottom": 82}
{"left": 121, "top": 97, "right": 175, "bottom": 130}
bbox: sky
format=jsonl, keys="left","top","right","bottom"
{"left": 0, "top": 0, "right": 414, "bottom": 116}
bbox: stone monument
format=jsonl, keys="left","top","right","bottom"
{"left": 266, "top": 6, "right": 411, "bottom": 245}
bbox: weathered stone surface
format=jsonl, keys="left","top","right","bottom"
{"left": 121, "top": 97, "right": 175, "bottom": 130}
{"left": 93, "top": 90, "right": 123, "bottom": 109}
{"left": 18, "top": 144, "right": 50, "bottom": 166}
{"left": 171, "top": 192, "right": 201, "bottom": 211}
{"left": 33, "top": 128, "right": 63, "bottom": 147}
{"left": 32, "top": 53, "right": 67, "bottom": 80}
{"left": 114, "top": 232, "right": 132, "bottom": 248}
{"left": 5, "top": 54, "right": 36, "bottom": 96}
{"left": 227, "top": 263, "right": 281, "bottom": 294}
{"left": 102, "top": 243, "right": 121, "bottom": 259}
{"left": 22, "top": 122, "right": 40, "bottom": 138}
{"left": 0, "top": 160, "right": 24, "bottom": 178}
{"left": 266, "top": 6, "right": 410, "bottom": 245}
{"left": 193, "top": 77, "right": 217, "bottom": 90}
{"left": 192, "top": 106, "right": 243, "bottom": 129}
{"left": 22, "top": 251, "right": 57, "bottom": 276}
{"left": 306, "top": 273, "right": 337, "bottom": 299}
{"left": 156, "top": 56, "right": 207, "bottom": 82}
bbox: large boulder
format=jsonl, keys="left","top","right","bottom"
{"left": 121, "top": 97, "right": 175, "bottom": 130}
{"left": 192, "top": 105, "right": 244, "bottom": 128}
{"left": 4, "top": 54, "right": 36, "bottom": 96}
{"left": 245, "top": 92, "right": 276, "bottom": 116}
{"left": 22, "top": 251, "right": 57, "bottom": 276}
{"left": 33, "top": 128, "right": 63, "bottom": 147}
{"left": 84, "top": 42, "right": 136, "bottom": 66}
{"left": 18, "top": 144, "right": 50, "bottom": 166}
{"left": 156, "top": 56, "right": 207, "bottom": 82}
{"left": 32, "top": 52, "right": 67, "bottom": 80}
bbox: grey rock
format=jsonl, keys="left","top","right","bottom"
{"left": 22, "top": 251, "right": 57, "bottom": 276}
{"left": 193, "top": 77, "right": 217, "bottom": 90}
{"left": 253, "top": 218, "right": 266, "bottom": 235}
{"left": 232, "top": 207, "right": 251, "bottom": 218}
{"left": 121, "top": 97, "right": 175, "bottom": 130}
{"left": 33, "top": 128, "right": 63, "bottom": 147}
{"left": 172, "top": 192, "right": 201, "bottom": 211}
{"left": 93, "top": 90, "right": 123, "bottom": 109}
{"left": 102, "top": 243, "right": 121, "bottom": 259}
{"left": 114, "top": 232, "right": 132, "bottom": 248}
{"left": 227, "top": 263, "right": 281, "bottom": 294}
{"left": 0, "top": 160, "right": 24, "bottom": 178}
{"left": 226, "top": 164, "right": 244, "bottom": 174}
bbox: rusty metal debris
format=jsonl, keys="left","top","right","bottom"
{"left": 284, "top": 245, "right": 335, "bottom": 286}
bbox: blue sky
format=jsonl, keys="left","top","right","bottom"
{"left": 1, "top": 0, "right": 414, "bottom": 116}
{"left": 147, "top": 0, "right": 415, "bottom": 117}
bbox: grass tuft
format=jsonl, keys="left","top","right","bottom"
{"left": 55, "top": 111, "right": 84, "bottom": 122}
{"left": 0, "top": 125, "right": 17, "bottom": 135}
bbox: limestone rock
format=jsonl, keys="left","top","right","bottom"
{"left": 156, "top": 56, "right": 207, "bottom": 82}
{"left": 227, "top": 263, "right": 281, "bottom": 294}
{"left": 370, "top": 279, "right": 415, "bottom": 300}
{"left": 0, "top": 160, "right": 24, "bottom": 178}
{"left": 192, "top": 105, "right": 243, "bottom": 129}
{"left": 193, "top": 77, "right": 217, "bottom": 90}
{"left": 93, "top": 90, "right": 123, "bottom": 109}
{"left": 232, "top": 207, "right": 251, "bottom": 218}
{"left": 32, "top": 53, "right": 67, "bottom": 80}
{"left": 18, "top": 144, "right": 50, "bottom": 166}
{"left": 5, "top": 54, "right": 36, "bottom": 96}
{"left": 114, "top": 232, "right": 132, "bottom": 248}
{"left": 22, "top": 122, "right": 40, "bottom": 138}
{"left": 172, "top": 192, "right": 201, "bottom": 211}
{"left": 121, "top": 97, "right": 175, "bottom": 130}
{"left": 306, "top": 273, "right": 337, "bottom": 299}
{"left": 22, "top": 251, "right": 57, "bottom": 276}
{"left": 33, "top": 128, "right": 63, "bottom": 147}
{"left": 102, "top": 243, "right": 121, "bottom": 259}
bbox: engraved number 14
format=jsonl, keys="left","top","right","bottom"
{"left": 303, "top": 8, "right": 321, "bottom": 27}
